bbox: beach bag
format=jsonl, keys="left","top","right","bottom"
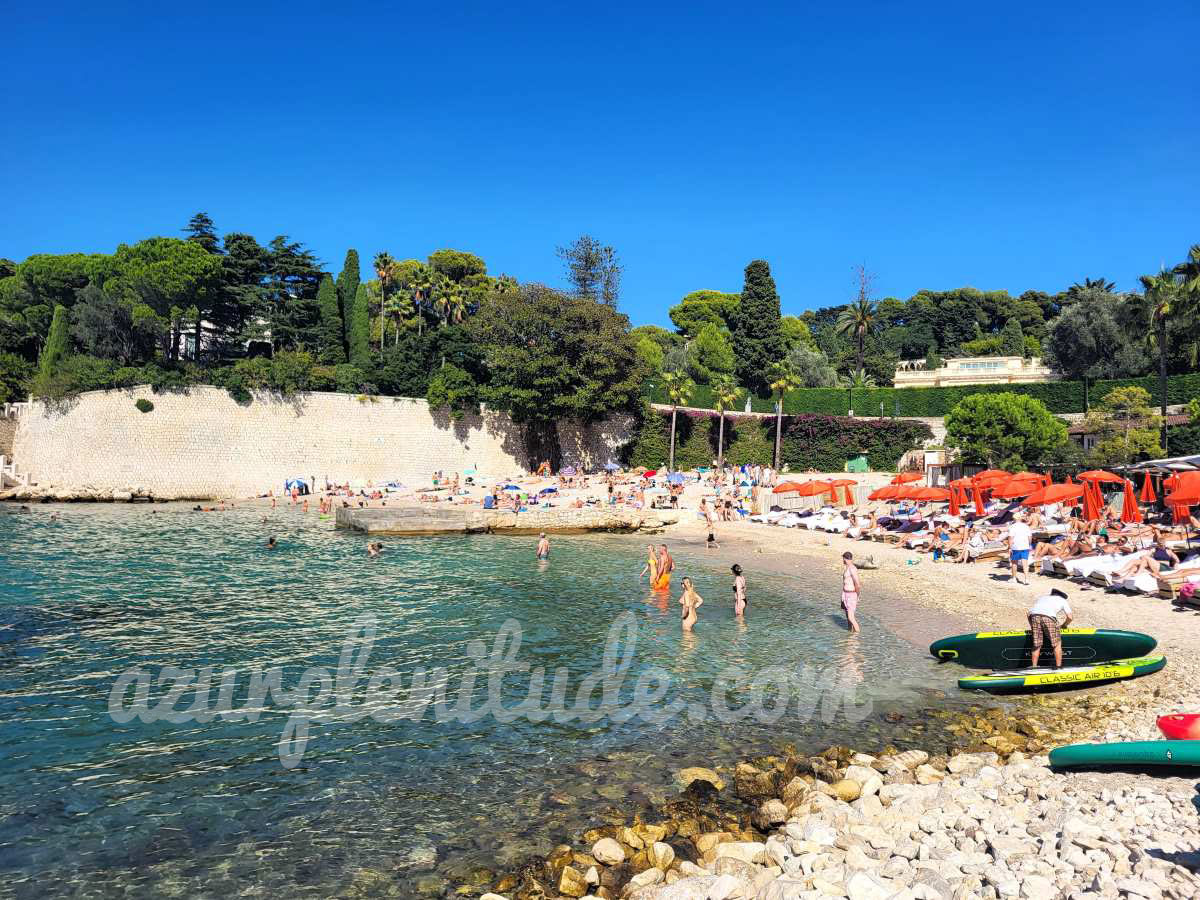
{"left": 1180, "top": 582, "right": 1197, "bottom": 601}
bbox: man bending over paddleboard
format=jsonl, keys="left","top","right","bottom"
{"left": 840, "top": 551, "right": 861, "bottom": 633}
{"left": 1029, "top": 588, "right": 1073, "bottom": 668}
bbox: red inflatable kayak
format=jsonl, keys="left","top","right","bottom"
{"left": 1157, "top": 714, "right": 1200, "bottom": 740}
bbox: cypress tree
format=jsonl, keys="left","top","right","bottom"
{"left": 732, "top": 259, "right": 783, "bottom": 396}
{"left": 349, "top": 283, "right": 371, "bottom": 368}
{"left": 1000, "top": 317, "right": 1025, "bottom": 357}
{"left": 316, "top": 275, "right": 345, "bottom": 364}
{"left": 336, "top": 249, "right": 360, "bottom": 358}
{"left": 38, "top": 304, "right": 70, "bottom": 379}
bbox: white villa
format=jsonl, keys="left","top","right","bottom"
{"left": 893, "top": 355, "right": 1058, "bottom": 389}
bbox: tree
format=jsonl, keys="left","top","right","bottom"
{"left": 426, "top": 363, "right": 480, "bottom": 419}
{"left": 633, "top": 332, "right": 664, "bottom": 373}
{"left": 767, "top": 360, "right": 802, "bottom": 469}
{"left": 786, "top": 345, "right": 840, "bottom": 387}
{"left": 183, "top": 213, "right": 222, "bottom": 254}
{"left": 373, "top": 252, "right": 396, "bottom": 349}
{"left": 836, "top": 267, "right": 877, "bottom": 373}
{"left": 1043, "top": 288, "right": 1149, "bottom": 406}
{"left": 662, "top": 369, "right": 694, "bottom": 471}
{"left": 557, "top": 235, "right": 622, "bottom": 307}
{"left": 255, "top": 236, "right": 323, "bottom": 353}
{"left": 315, "top": 275, "right": 345, "bottom": 364}
{"left": 945, "top": 392, "right": 1068, "bottom": 470}
{"left": 217, "top": 233, "right": 269, "bottom": 355}
{"left": 924, "top": 343, "right": 944, "bottom": 371}
{"left": 70, "top": 285, "right": 161, "bottom": 365}
{"left": 999, "top": 317, "right": 1025, "bottom": 356}
{"left": 687, "top": 322, "right": 735, "bottom": 384}
{"left": 428, "top": 249, "right": 486, "bottom": 283}
{"left": 38, "top": 304, "right": 70, "bottom": 380}
{"left": 348, "top": 284, "right": 371, "bottom": 367}
{"left": 0, "top": 351, "right": 31, "bottom": 404}
{"left": 1136, "top": 271, "right": 1178, "bottom": 451}
{"left": 1084, "top": 386, "right": 1163, "bottom": 466}
{"left": 780, "top": 315, "right": 815, "bottom": 353}
{"left": 732, "top": 260, "right": 783, "bottom": 396}
{"left": 668, "top": 290, "right": 739, "bottom": 337}
{"left": 337, "top": 250, "right": 361, "bottom": 358}
{"left": 711, "top": 375, "right": 741, "bottom": 467}
{"left": 396, "top": 261, "right": 434, "bottom": 336}
{"left": 467, "top": 283, "right": 644, "bottom": 468}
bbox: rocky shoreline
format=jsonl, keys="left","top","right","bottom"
{"left": 472, "top": 674, "right": 1200, "bottom": 900}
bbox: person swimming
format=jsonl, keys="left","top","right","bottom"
{"left": 731, "top": 564, "right": 746, "bottom": 617}
{"left": 367, "top": 541, "right": 383, "bottom": 557}
{"left": 266, "top": 537, "right": 277, "bottom": 550}
{"left": 679, "top": 576, "right": 703, "bottom": 631}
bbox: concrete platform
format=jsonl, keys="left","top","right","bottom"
{"left": 335, "top": 504, "right": 680, "bottom": 535}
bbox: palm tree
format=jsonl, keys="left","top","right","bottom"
{"left": 446, "top": 290, "right": 468, "bottom": 325}
{"left": 842, "top": 368, "right": 877, "bottom": 390}
{"left": 373, "top": 252, "right": 395, "bottom": 350}
{"left": 662, "top": 369, "right": 694, "bottom": 472}
{"left": 767, "top": 360, "right": 802, "bottom": 470}
{"left": 711, "top": 375, "right": 741, "bottom": 468}
{"left": 835, "top": 297, "right": 876, "bottom": 373}
{"left": 402, "top": 264, "right": 433, "bottom": 336}
{"left": 1175, "top": 245, "right": 1200, "bottom": 296}
{"left": 1138, "top": 271, "right": 1177, "bottom": 451}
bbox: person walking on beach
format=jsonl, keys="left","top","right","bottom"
{"left": 840, "top": 551, "right": 861, "bottom": 633}
{"left": 535, "top": 532, "right": 550, "bottom": 560}
{"left": 1008, "top": 513, "right": 1033, "bottom": 585}
{"left": 1028, "top": 588, "right": 1072, "bottom": 668}
{"left": 731, "top": 564, "right": 747, "bottom": 618}
{"left": 680, "top": 576, "right": 703, "bottom": 630}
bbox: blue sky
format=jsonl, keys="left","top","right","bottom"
{"left": 3, "top": 1, "right": 1196, "bottom": 327}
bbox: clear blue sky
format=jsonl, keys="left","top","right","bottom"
{"left": 3, "top": 1, "right": 1196, "bottom": 327}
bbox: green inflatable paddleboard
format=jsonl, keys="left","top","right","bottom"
{"left": 1050, "top": 740, "right": 1200, "bottom": 770}
{"left": 930, "top": 628, "right": 1156, "bottom": 669}
{"left": 957, "top": 655, "right": 1166, "bottom": 693}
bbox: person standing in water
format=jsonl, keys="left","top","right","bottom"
{"left": 535, "top": 532, "right": 550, "bottom": 560}
{"left": 731, "top": 564, "right": 747, "bottom": 618}
{"left": 679, "top": 576, "right": 703, "bottom": 630}
{"left": 656, "top": 544, "right": 674, "bottom": 589}
{"left": 640, "top": 543, "right": 659, "bottom": 584}
{"left": 840, "top": 551, "right": 861, "bottom": 633}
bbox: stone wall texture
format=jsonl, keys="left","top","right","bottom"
{"left": 13, "top": 386, "right": 634, "bottom": 499}
{"left": 0, "top": 415, "right": 14, "bottom": 458}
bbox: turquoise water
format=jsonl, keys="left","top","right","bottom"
{"left": 0, "top": 505, "right": 966, "bottom": 897}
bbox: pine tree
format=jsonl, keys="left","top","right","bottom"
{"left": 183, "top": 212, "right": 222, "bottom": 254}
{"left": 1000, "top": 317, "right": 1025, "bottom": 356}
{"left": 732, "top": 259, "right": 783, "bottom": 396}
{"left": 349, "top": 283, "right": 371, "bottom": 368}
{"left": 38, "top": 304, "right": 70, "bottom": 379}
{"left": 316, "top": 275, "right": 345, "bottom": 364}
{"left": 336, "top": 249, "right": 360, "bottom": 358}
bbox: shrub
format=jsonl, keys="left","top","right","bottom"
{"left": 0, "top": 351, "right": 32, "bottom": 404}
{"left": 724, "top": 418, "right": 774, "bottom": 466}
{"left": 135, "top": 398, "right": 154, "bottom": 413}
{"left": 674, "top": 415, "right": 714, "bottom": 470}
{"left": 627, "top": 405, "right": 671, "bottom": 469}
{"left": 779, "top": 415, "right": 932, "bottom": 472}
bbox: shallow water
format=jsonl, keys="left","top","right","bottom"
{"left": 0, "top": 504, "right": 971, "bottom": 897}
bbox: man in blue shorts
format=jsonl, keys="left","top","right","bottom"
{"left": 1007, "top": 513, "right": 1032, "bottom": 585}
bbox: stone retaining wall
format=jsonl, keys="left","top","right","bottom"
{"left": 13, "top": 386, "right": 633, "bottom": 499}
{"left": 0, "top": 415, "right": 14, "bottom": 458}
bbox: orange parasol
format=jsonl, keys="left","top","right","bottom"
{"left": 772, "top": 481, "right": 806, "bottom": 493}
{"left": 790, "top": 481, "right": 834, "bottom": 497}
{"left": 1120, "top": 479, "right": 1142, "bottom": 524}
{"left": 990, "top": 477, "right": 1041, "bottom": 499}
{"left": 1174, "top": 504, "right": 1191, "bottom": 524}
{"left": 868, "top": 485, "right": 897, "bottom": 501}
{"left": 972, "top": 469, "right": 1012, "bottom": 481}
{"left": 1022, "top": 483, "right": 1084, "bottom": 507}
{"left": 891, "top": 472, "right": 925, "bottom": 484}
{"left": 1139, "top": 475, "right": 1156, "bottom": 503}
{"left": 1078, "top": 470, "right": 1124, "bottom": 484}
{"left": 911, "top": 486, "right": 951, "bottom": 502}
{"left": 948, "top": 484, "right": 961, "bottom": 516}
{"left": 971, "top": 482, "right": 986, "bottom": 517}
{"left": 828, "top": 478, "right": 858, "bottom": 506}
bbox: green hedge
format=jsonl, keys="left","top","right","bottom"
{"left": 651, "top": 373, "right": 1200, "bottom": 418}
{"left": 623, "top": 410, "right": 931, "bottom": 471}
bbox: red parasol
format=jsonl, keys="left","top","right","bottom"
{"left": 1081, "top": 480, "right": 1101, "bottom": 521}
{"left": 911, "top": 486, "right": 950, "bottom": 501}
{"left": 1078, "top": 470, "right": 1124, "bottom": 484}
{"left": 972, "top": 469, "right": 1012, "bottom": 481}
{"left": 1120, "top": 479, "right": 1142, "bottom": 524}
{"left": 828, "top": 479, "right": 858, "bottom": 505}
{"left": 868, "top": 485, "right": 897, "bottom": 501}
{"left": 891, "top": 472, "right": 925, "bottom": 484}
{"left": 971, "top": 482, "right": 985, "bottom": 517}
{"left": 990, "top": 477, "right": 1040, "bottom": 499}
{"left": 948, "top": 484, "right": 961, "bottom": 517}
{"left": 1139, "top": 475, "right": 1156, "bottom": 503}
{"left": 1174, "top": 504, "right": 1191, "bottom": 524}
{"left": 791, "top": 481, "right": 834, "bottom": 497}
{"left": 772, "top": 481, "right": 806, "bottom": 493}
{"left": 1022, "top": 483, "right": 1084, "bottom": 507}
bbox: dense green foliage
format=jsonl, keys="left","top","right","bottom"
{"left": 0, "top": 352, "right": 32, "bottom": 404}
{"left": 135, "top": 398, "right": 154, "bottom": 413}
{"left": 626, "top": 411, "right": 929, "bottom": 471}
{"left": 37, "top": 304, "right": 69, "bottom": 382}
{"left": 732, "top": 260, "right": 783, "bottom": 395}
{"left": 945, "top": 392, "right": 1068, "bottom": 470}
{"left": 315, "top": 275, "right": 345, "bottom": 364}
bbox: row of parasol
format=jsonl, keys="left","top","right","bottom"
{"left": 770, "top": 468, "right": 1200, "bottom": 523}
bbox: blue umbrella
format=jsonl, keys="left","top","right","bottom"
{"left": 667, "top": 472, "right": 685, "bottom": 485}
{"left": 604, "top": 461, "right": 621, "bottom": 472}
{"left": 560, "top": 466, "right": 577, "bottom": 476}
{"left": 538, "top": 487, "right": 557, "bottom": 495}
